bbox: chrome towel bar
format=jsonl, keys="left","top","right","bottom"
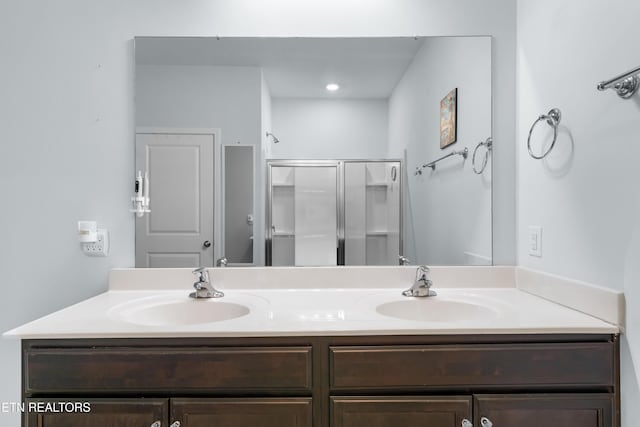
{"left": 597, "top": 65, "right": 640, "bottom": 99}
{"left": 415, "top": 147, "right": 468, "bottom": 175}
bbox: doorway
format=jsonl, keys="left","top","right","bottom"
{"left": 135, "top": 128, "right": 221, "bottom": 267}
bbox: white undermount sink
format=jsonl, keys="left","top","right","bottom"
{"left": 109, "top": 296, "right": 250, "bottom": 326}
{"left": 376, "top": 298, "right": 500, "bottom": 322}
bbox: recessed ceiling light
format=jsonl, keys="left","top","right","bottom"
{"left": 326, "top": 83, "right": 340, "bottom": 92}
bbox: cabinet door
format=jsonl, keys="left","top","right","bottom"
{"left": 474, "top": 394, "right": 615, "bottom": 427}
{"left": 25, "top": 398, "right": 167, "bottom": 427}
{"left": 331, "top": 396, "right": 472, "bottom": 427}
{"left": 170, "top": 398, "right": 312, "bottom": 427}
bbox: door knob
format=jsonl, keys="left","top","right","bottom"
{"left": 203, "top": 240, "right": 212, "bottom": 248}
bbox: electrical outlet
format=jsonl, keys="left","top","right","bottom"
{"left": 82, "top": 229, "right": 109, "bottom": 257}
{"left": 528, "top": 226, "right": 542, "bottom": 257}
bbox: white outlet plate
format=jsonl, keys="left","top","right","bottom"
{"left": 82, "top": 229, "right": 109, "bottom": 257}
{"left": 528, "top": 226, "right": 542, "bottom": 257}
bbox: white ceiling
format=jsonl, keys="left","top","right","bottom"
{"left": 135, "top": 37, "right": 426, "bottom": 98}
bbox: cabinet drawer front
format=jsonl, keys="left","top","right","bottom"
{"left": 24, "top": 398, "right": 168, "bottom": 427}
{"left": 330, "top": 343, "right": 614, "bottom": 390}
{"left": 331, "top": 396, "right": 472, "bottom": 427}
{"left": 171, "top": 397, "right": 312, "bottom": 427}
{"left": 26, "top": 346, "right": 312, "bottom": 394}
{"left": 474, "top": 394, "right": 614, "bottom": 427}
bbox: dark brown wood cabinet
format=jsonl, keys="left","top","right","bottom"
{"left": 25, "top": 345, "right": 312, "bottom": 395}
{"left": 21, "top": 334, "right": 620, "bottom": 427}
{"left": 474, "top": 394, "right": 615, "bottom": 427}
{"left": 24, "top": 398, "right": 167, "bottom": 427}
{"left": 329, "top": 342, "right": 615, "bottom": 391}
{"left": 171, "top": 398, "right": 312, "bottom": 427}
{"left": 331, "top": 394, "right": 616, "bottom": 427}
{"left": 24, "top": 397, "right": 312, "bottom": 427}
{"left": 331, "top": 396, "right": 472, "bottom": 427}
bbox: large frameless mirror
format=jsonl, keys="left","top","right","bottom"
{"left": 134, "top": 36, "right": 492, "bottom": 267}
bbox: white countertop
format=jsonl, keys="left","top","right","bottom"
{"left": 3, "top": 267, "right": 620, "bottom": 339}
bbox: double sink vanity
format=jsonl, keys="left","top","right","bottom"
{"left": 6, "top": 266, "right": 622, "bottom": 427}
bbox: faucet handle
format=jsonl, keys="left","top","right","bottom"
{"left": 192, "top": 267, "right": 209, "bottom": 282}
{"left": 415, "top": 265, "right": 431, "bottom": 282}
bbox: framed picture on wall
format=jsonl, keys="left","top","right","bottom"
{"left": 440, "top": 87, "right": 457, "bottom": 149}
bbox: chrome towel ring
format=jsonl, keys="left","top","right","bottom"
{"left": 472, "top": 137, "right": 492, "bottom": 174}
{"left": 527, "top": 108, "right": 561, "bottom": 159}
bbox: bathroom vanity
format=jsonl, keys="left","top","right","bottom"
{"left": 7, "top": 267, "right": 623, "bottom": 427}
{"left": 23, "top": 334, "right": 617, "bottom": 427}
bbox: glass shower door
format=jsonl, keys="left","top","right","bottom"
{"left": 268, "top": 162, "right": 339, "bottom": 266}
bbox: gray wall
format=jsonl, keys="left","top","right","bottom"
{"left": 516, "top": 1, "right": 640, "bottom": 423}
{"left": 270, "top": 98, "right": 389, "bottom": 159}
{"left": 0, "top": 1, "right": 517, "bottom": 425}
{"left": 135, "top": 65, "right": 262, "bottom": 146}
{"left": 388, "top": 36, "right": 492, "bottom": 265}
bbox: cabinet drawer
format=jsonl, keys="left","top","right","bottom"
{"left": 24, "top": 398, "right": 168, "bottom": 427}
{"left": 25, "top": 346, "right": 312, "bottom": 395}
{"left": 474, "top": 394, "right": 615, "bottom": 427}
{"left": 331, "top": 396, "right": 472, "bottom": 427}
{"left": 171, "top": 397, "right": 312, "bottom": 427}
{"left": 330, "top": 343, "right": 614, "bottom": 391}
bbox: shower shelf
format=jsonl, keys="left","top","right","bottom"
{"left": 366, "top": 231, "right": 391, "bottom": 236}
{"left": 272, "top": 232, "right": 294, "bottom": 238}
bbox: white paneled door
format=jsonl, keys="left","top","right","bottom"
{"left": 135, "top": 131, "right": 215, "bottom": 267}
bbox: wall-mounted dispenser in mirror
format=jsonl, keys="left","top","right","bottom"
{"left": 130, "top": 170, "right": 150, "bottom": 217}
{"left": 134, "top": 36, "right": 492, "bottom": 267}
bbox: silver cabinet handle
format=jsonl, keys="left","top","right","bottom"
{"left": 462, "top": 419, "right": 473, "bottom": 427}
{"left": 150, "top": 422, "right": 161, "bottom": 427}
{"left": 170, "top": 422, "right": 181, "bottom": 427}
{"left": 481, "top": 417, "right": 493, "bottom": 427}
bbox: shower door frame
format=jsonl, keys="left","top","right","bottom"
{"left": 265, "top": 159, "right": 403, "bottom": 266}
{"left": 266, "top": 160, "right": 344, "bottom": 266}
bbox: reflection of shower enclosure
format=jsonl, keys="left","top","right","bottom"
{"left": 266, "top": 160, "right": 402, "bottom": 266}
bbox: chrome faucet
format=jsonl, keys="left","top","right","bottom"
{"left": 189, "top": 267, "right": 224, "bottom": 299}
{"left": 216, "top": 257, "right": 228, "bottom": 267}
{"left": 398, "top": 255, "right": 410, "bottom": 266}
{"left": 402, "top": 265, "right": 437, "bottom": 297}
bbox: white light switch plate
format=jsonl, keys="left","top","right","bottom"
{"left": 528, "top": 226, "right": 542, "bottom": 257}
